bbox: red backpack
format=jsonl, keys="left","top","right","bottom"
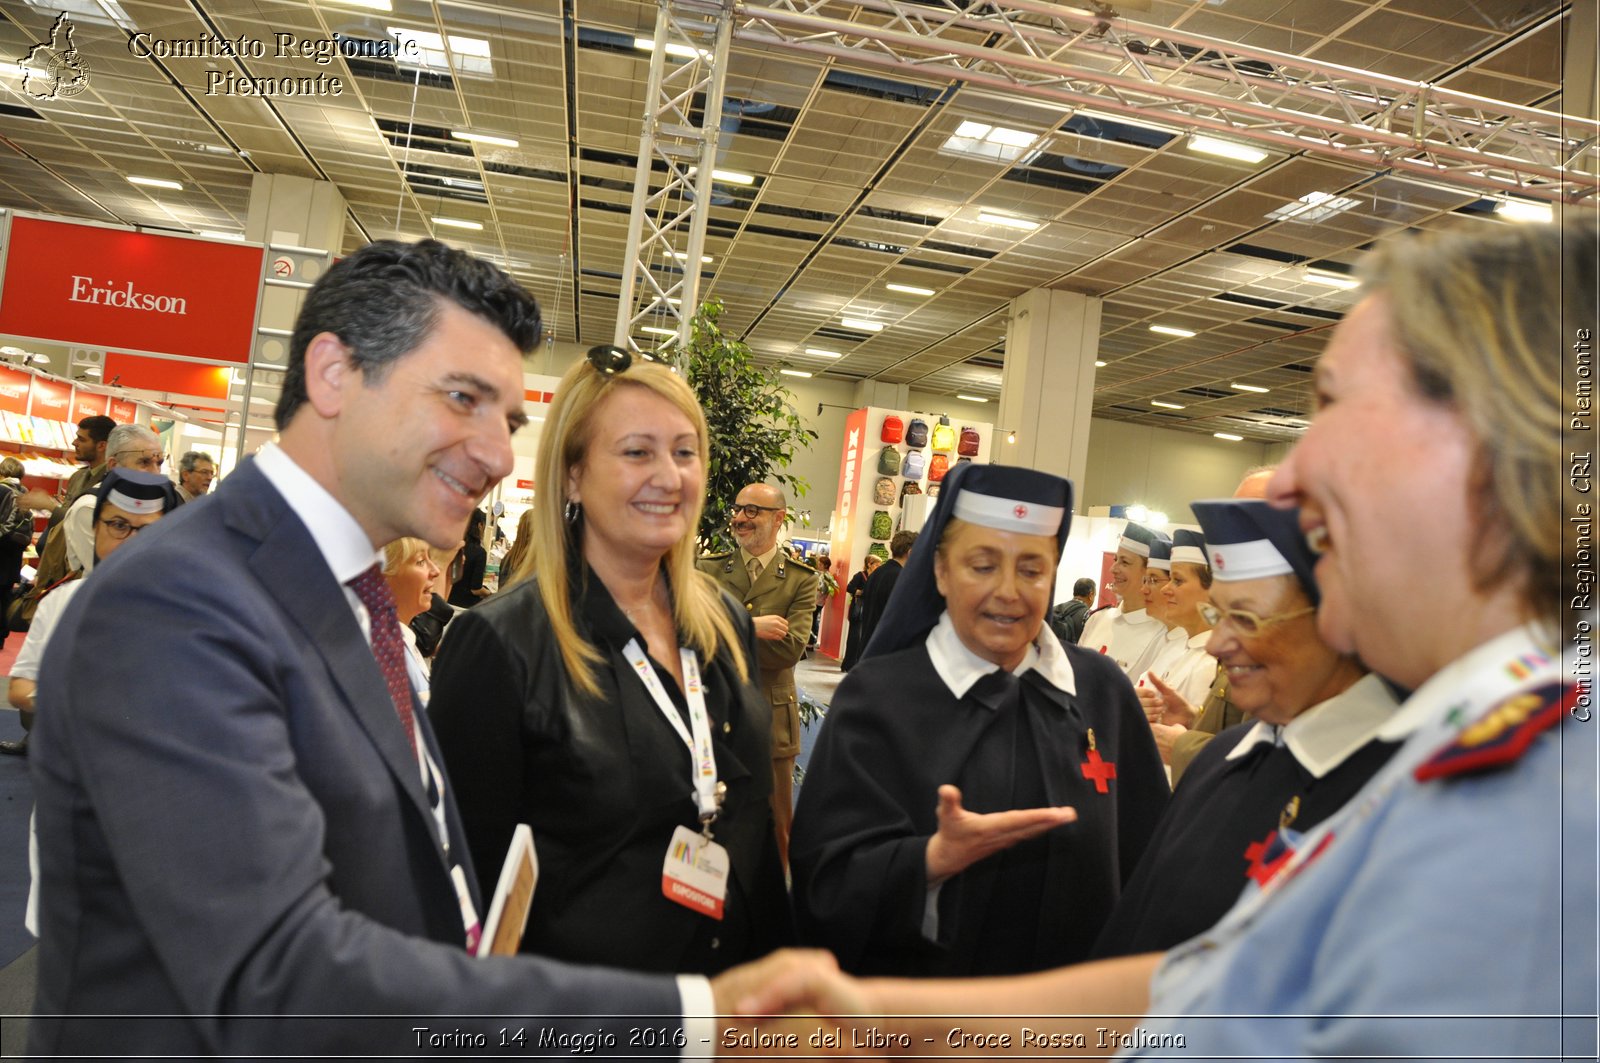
{"left": 880, "top": 415, "right": 904, "bottom": 443}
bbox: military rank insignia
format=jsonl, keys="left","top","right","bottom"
{"left": 1415, "top": 682, "right": 1575, "bottom": 782}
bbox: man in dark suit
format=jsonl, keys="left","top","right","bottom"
{"left": 857, "top": 529, "right": 917, "bottom": 653}
{"left": 698, "top": 482, "right": 818, "bottom": 867}
{"left": 29, "top": 240, "right": 824, "bottom": 1056}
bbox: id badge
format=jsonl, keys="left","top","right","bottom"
{"left": 661, "top": 825, "right": 729, "bottom": 920}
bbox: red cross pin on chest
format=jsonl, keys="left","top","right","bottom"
{"left": 1013, "top": 503, "right": 1028, "bottom": 519}
{"left": 1079, "top": 727, "right": 1117, "bottom": 794}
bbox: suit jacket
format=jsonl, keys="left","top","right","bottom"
{"left": 698, "top": 550, "right": 818, "bottom": 760}
{"left": 29, "top": 459, "right": 679, "bottom": 1057}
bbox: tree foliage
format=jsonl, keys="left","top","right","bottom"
{"left": 679, "top": 300, "right": 818, "bottom": 551}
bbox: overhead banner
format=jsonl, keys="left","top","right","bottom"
{"left": 103, "top": 354, "right": 232, "bottom": 400}
{"left": 29, "top": 375, "right": 72, "bottom": 422}
{"left": 0, "top": 367, "right": 28, "bottom": 415}
{"left": 71, "top": 390, "right": 110, "bottom": 422}
{"left": 0, "top": 217, "right": 263, "bottom": 364}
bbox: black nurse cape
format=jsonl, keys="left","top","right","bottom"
{"left": 1092, "top": 681, "right": 1399, "bottom": 960}
{"left": 790, "top": 639, "right": 1167, "bottom": 977}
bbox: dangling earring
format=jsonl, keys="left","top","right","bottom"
{"left": 564, "top": 498, "right": 581, "bottom": 525}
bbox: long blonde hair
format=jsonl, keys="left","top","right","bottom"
{"left": 531, "top": 358, "right": 747, "bottom": 697}
{"left": 499, "top": 507, "right": 537, "bottom": 590}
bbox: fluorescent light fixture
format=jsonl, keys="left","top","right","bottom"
{"left": 128, "top": 176, "right": 183, "bottom": 191}
{"left": 1126, "top": 504, "right": 1149, "bottom": 523}
{"left": 1149, "top": 324, "right": 1196, "bottom": 338}
{"left": 390, "top": 28, "right": 492, "bottom": 76}
{"left": 633, "top": 37, "right": 708, "bottom": 60}
{"left": 668, "top": 251, "right": 712, "bottom": 263}
{"left": 641, "top": 326, "right": 678, "bottom": 336}
{"left": 30, "top": 353, "right": 49, "bottom": 365}
{"left": 1094, "top": 360, "right": 1107, "bottom": 367}
{"left": 1305, "top": 267, "right": 1359, "bottom": 290}
{"left": 688, "top": 167, "right": 755, "bottom": 185}
{"left": 1214, "top": 432, "right": 1244, "bottom": 441}
{"left": 840, "top": 317, "right": 884, "bottom": 332}
{"left": 886, "top": 282, "right": 935, "bottom": 297}
{"left": 977, "top": 210, "right": 1039, "bottom": 231}
{"left": 1266, "top": 191, "right": 1359, "bottom": 223}
{"left": 943, "top": 120, "right": 1039, "bottom": 164}
{"left": 780, "top": 368, "right": 813, "bottom": 378}
{"left": 805, "top": 347, "right": 842, "bottom": 358}
{"left": 1496, "top": 197, "right": 1553, "bottom": 224}
{"left": 452, "top": 130, "right": 519, "bottom": 149}
{"left": 1230, "top": 382, "right": 1270, "bottom": 393}
{"left": 82, "top": 366, "right": 103, "bottom": 377}
{"left": 1150, "top": 400, "right": 1185, "bottom": 410}
{"left": 956, "top": 394, "right": 988, "bottom": 402}
{"left": 433, "top": 216, "right": 483, "bottom": 231}
{"left": 1187, "top": 134, "right": 1266, "bottom": 164}
{"left": 328, "top": 0, "right": 392, "bottom": 10}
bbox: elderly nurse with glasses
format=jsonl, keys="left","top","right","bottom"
{"left": 791, "top": 464, "right": 1168, "bottom": 977}
{"left": 1091, "top": 498, "right": 1400, "bottom": 959}
{"left": 427, "top": 345, "right": 790, "bottom": 974}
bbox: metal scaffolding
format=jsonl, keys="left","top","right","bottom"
{"left": 613, "top": 0, "right": 736, "bottom": 356}
{"left": 614, "top": 0, "right": 1596, "bottom": 352}
{"left": 733, "top": 0, "right": 1597, "bottom": 202}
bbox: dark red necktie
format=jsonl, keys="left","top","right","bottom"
{"left": 346, "top": 564, "right": 417, "bottom": 754}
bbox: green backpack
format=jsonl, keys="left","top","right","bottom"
{"left": 870, "top": 510, "right": 893, "bottom": 540}
{"left": 877, "top": 445, "right": 901, "bottom": 475}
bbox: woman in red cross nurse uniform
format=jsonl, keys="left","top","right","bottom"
{"left": 790, "top": 462, "right": 1168, "bottom": 977}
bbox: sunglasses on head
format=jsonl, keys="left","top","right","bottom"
{"left": 586, "top": 344, "right": 663, "bottom": 376}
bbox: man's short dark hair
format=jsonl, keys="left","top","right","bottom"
{"left": 79, "top": 415, "right": 115, "bottom": 444}
{"left": 1073, "top": 577, "right": 1096, "bottom": 598}
{"left": 275, "top": 239, "right": 542, "bottom": 429}
{"left": 889, "top": 530, "right": 918, "bottom": 560}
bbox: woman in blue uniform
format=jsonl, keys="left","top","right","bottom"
{"left": 740, "top": 217, "right": 1593, "bottom": 1059}
{"left": 790, "top": 464, "right": 1167, "bottom": 976}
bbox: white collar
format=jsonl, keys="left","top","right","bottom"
{"left": 1185, "top": 629, "right": 1211, "bottom": 648}
{"left": 926, "top": 611, "right": 1077, "bottom": 699}
{"left": 1118, "top": 607, "right": 1159, "bottom": 627}
{"left": 1226, "top": 672, "right": 1402, "bottom": 778}
{"left": 253, "top": 443, "right": 383, "bottom": 586}
{"left": 1374, "top": 622, "right": 1560, "bottom": 742}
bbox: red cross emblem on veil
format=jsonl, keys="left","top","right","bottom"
{"left": 1013, "top": 504, "right": 1028, "bottom": 519}
{"left": 1213, "top": 551, "right": 1226, "bottom": 571}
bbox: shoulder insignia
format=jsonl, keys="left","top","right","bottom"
{"left": 1414, "top": 682, "right": 1574, "bottom": 782}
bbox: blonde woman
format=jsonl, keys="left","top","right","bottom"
{"left": 428, "top": 346, "right": 790, "bottom": 975}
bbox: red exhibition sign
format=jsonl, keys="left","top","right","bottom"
{"left": 103, "top": 354, "right": 232, "bottom": 400}
{"left": 29, "top": 375, "right": 71, "bottom": 420}
{"left": 0, "top": 217, "right": 263, "bottom": 364}
{"left": 109, "top": 398, "right": 137, "bottom": 423}
{"left": 0, "top": 366, "right": 28, "bottom": 414}
{"left": 71, "top": 391, "right": 110, "bottom": 421}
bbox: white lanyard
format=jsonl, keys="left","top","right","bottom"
{"left": 621, "top": 638, "right": 722, "bottom": 826}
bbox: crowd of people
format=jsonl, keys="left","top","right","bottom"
{"left": 5, "top": 214, "right": 1589, "bottom": 1056}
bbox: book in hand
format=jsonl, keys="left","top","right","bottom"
{"left": 475, "top": 823, "right": 538, "bottom": 958}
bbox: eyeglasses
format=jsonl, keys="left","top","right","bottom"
{"left": 1199, "top": 601, "right": 1316, "bottom": 636}
{"left": 114, "top": 449, "right": 163, "bottom": 470}
{"left": 98, "top": 517, "right": 147, "bottom": 540}
{"left": 586, "top": 344, "right": 661, "bottom": 376}
{"left": 730, "top": 504, "right": 783, "bottom": 519}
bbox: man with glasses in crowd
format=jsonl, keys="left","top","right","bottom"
{"left": 700, "top": 482, "right": 819, "bottom": 866}
{"left": 62, "top": 423, "right": 164, "bottom": 573}
{"left": 175, "top": 450, "right": 216, "bottom": 503}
